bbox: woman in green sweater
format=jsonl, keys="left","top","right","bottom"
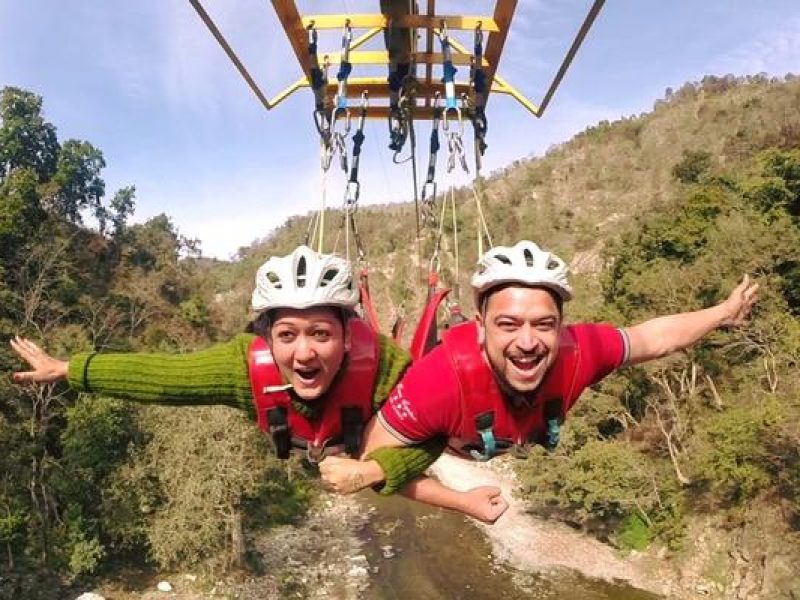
{"left": 11, "top": 245, "right": 505, "bottom": 521}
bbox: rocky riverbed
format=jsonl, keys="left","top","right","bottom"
{"left": 83, "top": 452, "right": 800, "bottom": 599}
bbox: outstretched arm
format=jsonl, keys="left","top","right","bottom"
{"left": 319, "top": 418, "right": 509, "bottom": 523}
{"left": 625, "top": 275, "right": 759, "bottom": 365}
{"left": 9, "top": 335, "right": 253, "bottom": 409}
{"left": 398, "top": 476, "right": 508, "bottom": 524}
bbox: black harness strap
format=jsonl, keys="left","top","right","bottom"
{"left": 267, "top": 406, "right": 291, "bottom": 459}
{"left": 341, "top": 407, "right": 365, "bottom": 457}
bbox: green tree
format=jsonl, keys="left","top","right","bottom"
{"left": 0, "top": 87, "right": 58, "bottom": 181}
{"left": 672, "top": 150, "right": 712, "bottom": 183}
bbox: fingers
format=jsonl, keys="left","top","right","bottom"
{"left": 11, "top": 371, "right": 36, "bottom": 383}
{"left": 10, "top": 336, "right": 41, "bottom": 363}
{"left": 740, "top": 273, "right": 749, "bottom": 289}
{"left": 744, "top": 282, "right": 760, "bottom": 303}
{"left": 9, "top": 336, "right": 26, "bottom": 358}
{"left": 480, "top": 497, "right": 509, "bottom": 524}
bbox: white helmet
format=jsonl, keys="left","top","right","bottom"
{"left": 471, "top": 240, "right": 573, "bottom": 306}
{"left": 251, "top": 245, "right": 360, "bottom": 312}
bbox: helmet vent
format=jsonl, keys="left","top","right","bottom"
{"left": 523, "top": 248, "right": 534, "bottom": 267}
{"left": 296, "top": 256, "right": 307, "bottom": 288}
{"left": 496, "top": 254, "right": 512, "bottom": 265}
{"left": 321, "top": 268, "right": 339, "bottom": 287}
{"left": 266, "top": 271, "right": 282, "bottom": 288}
{"left": 546, "top": 258, "right": 559, "bottom": 270}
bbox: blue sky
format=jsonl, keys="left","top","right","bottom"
{"left": 1, "top": 1, "right": 799, "bottom": 259}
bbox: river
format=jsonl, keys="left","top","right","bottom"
{"left": 359, "top": 491, "right": 661, "bottom": 600}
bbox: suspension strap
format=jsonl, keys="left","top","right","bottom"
{"left": 438, "top": 23, "right": 458, "bottom": 111}
{"left": 388, "top": 62, "right": 411, "bottom": 153}
{"left": 391, "top": 303, "right": 406, "bottom": 343}
{"left": 267, "top": 407, "right": 292, "bottom": 459}
{"left": 341, "top": 407, "right": 364, "bottom": 457}
{"left": 331, "top": 21, "right": 353, "bottom": 172}
{"left": 470, "top": 25, "right": 489, "bottom": 171}
{"left": 308, "top": 23, "right": 333, "bottom": 171}
{"left": 391, "top": 62, "right": 418, "bottom": 164}
{"left": 421, "top": 92, "right": 442, "bottom": 227}
{"left": 335, "top": 92, "right": 369, "bottom": 266}
{"left": 344, "top": 91, "right": 368, "bottom": 214}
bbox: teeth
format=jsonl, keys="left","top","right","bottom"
{"left": 295, "top": 368, "right": 320, "bottom": 381}
{"left": 512, "top": 356, "right": 540, "bottom": 365}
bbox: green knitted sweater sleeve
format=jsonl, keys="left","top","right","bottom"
{"left": 371, "top": 334, "right": 412, "bottom": 412}
{"left": 367, "top": 335, "right": 445, "bottom": 495}
{"left": 367, "top": 437, "right": 448, "bottom": 496}
{"left": 67, "top": 334, "right": 257, "bottom": 417}
{"left": 65, "top": 330, "right": 444, "bottom": 491}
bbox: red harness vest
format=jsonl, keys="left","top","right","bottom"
{"left": 440, "top": 321, "right": 581, "bottom": 458}
{"left": 247, "top": 318, "right": 379, "bottom": 460}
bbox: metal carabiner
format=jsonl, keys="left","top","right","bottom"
{"left": 345, "top": 180, "right": 360, "bottom": 207}
{"left": 358, "top": 89, "right": 368, "bottom": 118}
{"left": 331, "top": 106, "right": 351, "bottom": 172}
{"left": 332, "top": 106, "right": 352, "bottom": 136}
{"left": 428, "top": 250, "right": 441, "bottom": 277}
{"left": 442, "top": 104, "right": 462, "bottom": 134}
{"left": 421, "top": 181, "right": 437, "bottom": 204}
{"left": 319, "top": 134, "right": 333, "bottom": 171}
{"left": 313, "top": 109, "right": 329, "bottom": 136}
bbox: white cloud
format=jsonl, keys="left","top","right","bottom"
{"left": 130, "top": 157, "right": 324, "bottom": 260}
{"left": 709, "top": 17, "right": 800, "bottom": 76}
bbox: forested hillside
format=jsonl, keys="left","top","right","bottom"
{"left": 0, "top": 87, "right": 313, "bottom": 597}
{"left": 1, "top": 73, "right": 798, "bottom": 596}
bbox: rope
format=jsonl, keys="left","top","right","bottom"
{"left": 472, "top": 175, "right": 493, "bottom": 253}
{"left": 470, "top": 25, "right": 488, "bottom": 171}
{"left": 318, "top": 166, "right": 328, "bottom": 253}
{"left": 421, "top": 93, "right": 442, "bottom": 227}
{"left": 331, "top": 21, "right": 353, "bottom": 172}
{"left": 409, "top": 118, "right": 423, "bottom": 281}
{"left": 450, "top": 187, "right": 460, "bottom": 300}
{"left": 308, "top": 24, "right": 333, "bottom": 171}
{"left": 304, "top": 207, "right": 318, "bottom": 248}
{"left": 429, "top": 187, "right": 448, "bottom": 275}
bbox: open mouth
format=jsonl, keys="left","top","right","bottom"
{"left": 509, "top": 354, "right": 544, "bottom": 373}
{"left": 294, "top": 367, "right": 321, "bottom": 385}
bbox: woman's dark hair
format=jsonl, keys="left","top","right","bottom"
{"left": 244, "top": 306, "right": 355, "bottom": 338}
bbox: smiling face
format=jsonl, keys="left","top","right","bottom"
{"left": 268, "top": 307, "right": 350, "bottom": 401}
{"left": 477, "top": 286, "right": 562, "bottom": 395}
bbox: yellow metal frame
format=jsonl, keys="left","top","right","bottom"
{"left": 189, "top": 0, "right": 605, "bottom": 120}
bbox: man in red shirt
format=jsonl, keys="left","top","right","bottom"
{"left": 320, "top": 240, "right": 759, "bottom": 521}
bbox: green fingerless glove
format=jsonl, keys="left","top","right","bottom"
{"left": 367, "top": 436, "right": 448, "bottom": 495}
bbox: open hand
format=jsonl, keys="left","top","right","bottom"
{"left": 720, "top": 275, "right": 760, "bottom": 327}
{"left": 9, "top": 336, "right": 68, "bottom": 384}
{"left": 460, "top": 486, "right": 509, "bottom": 524}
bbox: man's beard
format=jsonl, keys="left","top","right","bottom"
{"left": 487, "top": 355, "right": 540, "bottom": 410}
